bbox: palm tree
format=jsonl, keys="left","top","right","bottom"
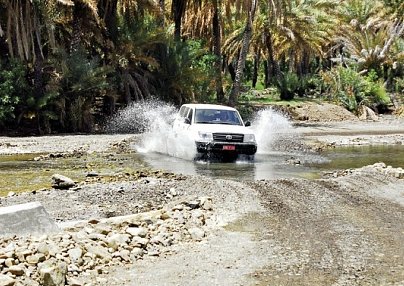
{"left": 182, "top": 0, "right": 225, "bottom": 102}
{"left": 0, "top": 0, "right": 74, "bottom": 132}
{"left": 228, "top": 0, "right": 258, "bottom": 106}
{"left": 334, "top": 0, "right": 403, "bottom": 73}
{"left": 212, "top": 0, "right": 225, "bottom": 102}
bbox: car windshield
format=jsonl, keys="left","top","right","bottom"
{"left": 194, "top": 109, "right": 243, "bottom": 126}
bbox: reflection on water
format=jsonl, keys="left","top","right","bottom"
{"left": 1, "top": 145, "right": 403, "bottom": 196}
{"left": 140, "top": 145, "right": 404, "bottom": 181}
{"left": 140, "top": 152, "right": 321, "bottom": 181}
{"left": 312, "top": 145, "right": 404, "bottom": 170}
{"left": 0, "top": 153, "right": 147, "bottom": 196}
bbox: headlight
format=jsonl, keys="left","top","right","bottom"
{"left": 198, "top": 132, "right": 213, "bottom": 142}
{"left": 244, "top": 134, "right": 256, "bottom": 143}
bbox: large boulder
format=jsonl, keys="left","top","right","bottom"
{"left": 0, "top": 202, "right": 60, "bottom": 236}
{"left": 51, "top": 174, "right": 76, "bottom": 189}
{"left": 0, "top": 275, "right": 15, "bottom": 286}
{"left": 38, "top": 260, "right": 67, "bottom": 286}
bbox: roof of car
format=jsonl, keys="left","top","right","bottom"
{"left": 181, "top": 103, "right": 237, "bottom": 111}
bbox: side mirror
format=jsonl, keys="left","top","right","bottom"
{"left": 245, "top": 121, "right": 251, "bottom": 127}
{"left": 184, "top": 118, "right": 191, "bottom": 125}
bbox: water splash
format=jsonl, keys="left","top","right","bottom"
{"left": 104, "top": 100, "right": 177, "bottom": 134}
{"left": 104, "top": 99, "right": 196, "bottom": 160}
{"left": 251, "top": 108, "right": 295, "bottom": 154}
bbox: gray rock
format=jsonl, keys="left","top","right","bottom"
{"left": 51, "top": 174, "right": 76, "bottom": 189}
{"left": 66, "top": 277, "right": 83, "bottom": 286}
{"left": 107, "top": 234, "right": 130, "bottom": 250}
{"left": 67, "top": 248, "right": 83, "bottom": 264}
{"left": 188, "top": 227, "right": 205, "bottom": 241}
{"left": 126, "top": 227, "right": 147, "bottom": 238}
{"left": 0, "top": 275, "right": 15, "bottom": 286}
{"left": 7, "top": 265, "right": 24, "bottom": 276}
{"left": 130, "top": 247, "right": 144, "bottom": 259}
{"left": 131, "top": 236, "right": 149, "bottom": 248}
{"left": 39, "top": 260, "right": 67, "bottom": 286}
{"left": 4, "top": 258, "right": 14, "bottom": 267}
{"left": 86, "top": 245, "right": 112, "bottom": 261}
{"left": 86, "top": 171, "right": 99, "bottom": 177}
{"left": 26, "top": 253, "right": 46, "bottom": 265}
{"left": 0, "top": 202, "right": 60, "bottom": 236}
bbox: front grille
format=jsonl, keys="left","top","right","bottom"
{"left": 213, "top": 133, "right": 244, "bottom": 143}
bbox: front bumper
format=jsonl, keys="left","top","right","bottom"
{"left": 196, "top": 141, "right": 257, "bottom": 155}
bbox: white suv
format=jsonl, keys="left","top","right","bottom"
{"left": 173, "top": 104, "right": 257, "bottom": 160}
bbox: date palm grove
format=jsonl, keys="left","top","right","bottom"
{"left": 0, "top": 0, "right": 402, "bottom": 133}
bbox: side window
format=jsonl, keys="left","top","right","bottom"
{"left": 184, "top": 107, "right": 189, "bottom": 118}
{"left": 179, "top": 106, "right": 186, "bottom": 117}
{"left": 187, "top": 108, "right": 193, "bottom": 123}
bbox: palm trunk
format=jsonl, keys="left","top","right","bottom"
{"left": 172, "top": 0, "right": 186, "bottom": 41}
{"left": 33, "top": 27, "right": 45, "bottom": 134}
{"left": 212, "top": 0, "right": 224, "bottom": 103}
{"left": 263, "top": 60, "right": 270, "bottom": 87}
{"left": 228, "top": 0, "right": 258, "bottom": 106}
{"left": 101, "top": 0, "right": 118, "bottom": 43}
{"left": 265, "top": 29, "right": 280, "bottom": 83}
{"left": 71, "top": 2, "right": 84, "bottom": 52}
{"left": 252, "top": 51, "right": 260, "bottom": 88}
{"left": 158, "top": 0, "right": 165, "bottom": 27}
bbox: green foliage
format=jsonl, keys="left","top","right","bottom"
{"left": 62, "top": 50, "right": 110, "bottom": 97}
{"left": 0, "top": 60, "right": 29, "bottom": 124}
{"left": 1, "top": 0, "right": 403, "bottom": 134}
{"left": 319, "top": 66, "right": 390, "bottom": 112}
{"left": 156, "top": 40, "right": 216, "bottom": 104}
{"left": 393, "top": 77, "right": 404, "bottom": 94}
{"left": 55, "top": 49, "right": 111, "bottom": 132}
{"left": 276, "top": 72, "right": 300, "bottom": 100}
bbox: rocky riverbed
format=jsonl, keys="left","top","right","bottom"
{"left": 0, "top": 105, "right": 404, "bottom": 286}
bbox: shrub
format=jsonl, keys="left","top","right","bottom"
{"left": 0, "top": 60, "right": 29, "bottom": 125}
{"left": 276, "top": 72, "right": 300, "bottom": 100}
{"left": 319, "top": 67, "right": 390, "bottom": 113}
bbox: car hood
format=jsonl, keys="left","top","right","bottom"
{"left": 191, "top": 123, "right": 254, "bottom": 135}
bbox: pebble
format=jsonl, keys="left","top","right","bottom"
{"left": 0, "top": 197, "right": 213, "bottom": 285}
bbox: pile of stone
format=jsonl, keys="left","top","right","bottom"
{"left": 372, "top": 162, "right": 404, "bottom": 179}
{"left": 323, "top": 163, "right": 404, "bottom": 179}
{"left": 0, "top": 197, "right": 213, "bottom": 286}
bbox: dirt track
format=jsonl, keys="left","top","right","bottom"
{"left": 251, "top": 170, "right": 404, "bottom": 285}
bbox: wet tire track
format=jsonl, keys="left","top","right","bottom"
{"left": 248, "top": 170, "right": 404, "bottom": 285}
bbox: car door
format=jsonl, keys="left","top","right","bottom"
{"left": 174, "top": 106, "right": 193, "bottom": 133}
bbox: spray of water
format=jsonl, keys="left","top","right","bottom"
{"left": 251, "top": 108, "right": 294, "bottom": 154}
{"left": 104, "top": 99, "right": 196, "bottom": 160}
{"left": 105, "top": 101, "right": 294, "bottom": 160}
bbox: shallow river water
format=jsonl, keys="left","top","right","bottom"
{"left": 140, "top": 145, "right": 404, "bottom": 180}
{"left": 1, "top": 145, "right": 403, "bottom": 196}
